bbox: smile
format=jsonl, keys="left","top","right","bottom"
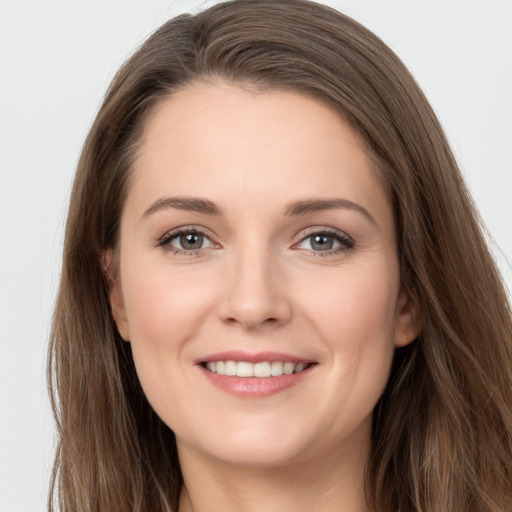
{"left": 198, "top": 352, "right": 316, "bottom": 398}
{"left": 204, "top": 360, "right": 309, "bottom": 377}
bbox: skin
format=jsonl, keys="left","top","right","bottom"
{"left": 107, "top": 82, "right": 421, "bottom": 512}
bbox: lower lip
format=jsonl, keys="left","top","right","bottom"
{"left": 199, "top": 365, "right": 314, "bottom": 399}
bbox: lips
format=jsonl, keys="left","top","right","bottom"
{"left": 197, "top": 351, "right": 316, "bottom": 398}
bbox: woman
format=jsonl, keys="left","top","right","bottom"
{"left": 48, "top": 0, "right": 512, "bottom": 510}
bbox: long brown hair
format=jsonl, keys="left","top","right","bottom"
{"left": 48, "top": 1, "right": 512, "bottom": 510}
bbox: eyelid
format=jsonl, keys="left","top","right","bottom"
{"left": 293, "top": 226, "right": 354, "bottom": 254}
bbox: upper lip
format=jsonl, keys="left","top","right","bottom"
{"left": 196, "top": 350, "right": 314, "bottom": 365}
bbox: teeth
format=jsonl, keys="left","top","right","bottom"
{"left": 225, "top": 360, "right": 237, "bottom": 376}
{"left": 205, "top": 360, "right": 309, "bottom": 377}
{"left": 270, "top": 361, "right": 283, "bottom": 376}
{"left": 254, "top": 362, "right": 271, "bottom": 377}
{"left": 294, "top": 362, "right": 307, "bottom": 373}
{"left": 283, "top": 362, "right": 295, "bottom": 375}
{"left": 237, "top": 361, "right": 253, "bottom": 377}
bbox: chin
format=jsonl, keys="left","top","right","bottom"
{"left": 175, "top": 409, "right": 364, "bottom": 470}
{"left": 200, "top": 436, "right": 311, "bottom": 468}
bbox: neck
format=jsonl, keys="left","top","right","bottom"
{"left": 177, "top": 440, "right": 370, "bottom": 512}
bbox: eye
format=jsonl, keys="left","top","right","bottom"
{"left": 158, "top": 228, "right": 215, "bottom": 254}
{"left": 297, "top": 230, "right": 354, "bottom": 254}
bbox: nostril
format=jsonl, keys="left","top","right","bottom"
{"left": 222, "top": 315, "right": 281, "bottom": 329}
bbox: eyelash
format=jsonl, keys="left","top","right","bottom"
{"left": 156, "top": 226, "right": 354, "bottom": 257}
{"left": 156, "top": 226, "right": 215, "bottom": 255}
{"left": 294, "top": 228, "right": 354, "bottom": 257}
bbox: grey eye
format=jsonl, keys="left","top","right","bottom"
{"left": 299, "top": 234, "right": 342, "bottom": 251}
{"left": 168, "top": 231, "right": 213, "bottom": 251}
{"left": 310, "top": 234, "right": 335, "bottom": 250}
{"left": 180, "top": 233, "right": 204, "bottom": 250}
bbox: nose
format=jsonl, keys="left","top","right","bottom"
{"left": 218, "top": 246, "right": 293, "bottom": 331}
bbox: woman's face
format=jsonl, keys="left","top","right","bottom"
{"left": 108, "top": 82, "right": 418, "bottom": 468}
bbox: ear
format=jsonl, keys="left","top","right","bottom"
{"left": 101, "top": 250, "right": 130, "bottom": 341}
{"left": 394, "top": 286, "right": 422, "bottom": 347}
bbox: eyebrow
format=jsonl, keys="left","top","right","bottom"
{"left": 141, "top": 195, "right": 377, "bottom": 227}
{"left": 142, "top": 196, "right": 222, "bottom": 218}
{"left": 284, "top": 198, "right": 377, "bottom": 226}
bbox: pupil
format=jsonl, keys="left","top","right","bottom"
{"left": 311, "top": 235, "right": 333, "bottom": 251}
{"left": 180, "top": 232, "right": 203, "bottom": 250}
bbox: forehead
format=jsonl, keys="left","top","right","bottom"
{"left": 126, "top": 82, "right": 391, "bottom": 227}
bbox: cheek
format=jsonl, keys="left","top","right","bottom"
{"left": 298, "top": 258, "right": 399, "bottom": 402}
{"left": 298, "top": 259, "right": 399, "bottom": 345}
{"left": 119, "top": 256, "right": 220, "bottom": 389}
{"left": 292, "top": 260, "right": 399, "bottom": 434}
{"left": 121, "top": 257, "right": 215, "bottom": 339}
{"left": 118, "top": 258, "right": 224, "bottom": 428}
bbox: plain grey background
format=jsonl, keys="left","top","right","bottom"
{"left": 1, "top": 1, "right": 511, "bottom": 510}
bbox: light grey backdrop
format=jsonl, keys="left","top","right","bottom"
{"left": 1, "top": 1, "right": 511, "bottom": 510}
